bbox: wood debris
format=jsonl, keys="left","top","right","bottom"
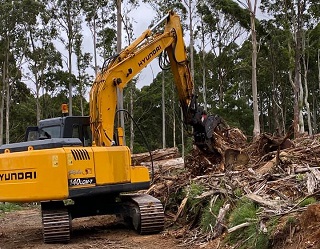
{"left": 133, "top": 132, "right": 320, "bottom": 247}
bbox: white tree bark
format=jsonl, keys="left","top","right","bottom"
{"left": 162, "top": 70, "right": 166, "bottom": 149}
{"left": 0, "top": 62, "right": 5, "bottom": 145}
{"left": 130, "top": 84, "right": 134, "bottom": 152}
{"left": 116, "top": 0, "right": 125, "bottom": 144}
{"left": 181, "top": 107, "right": 184, "bottom": 158}
{"left": 172, "top": 84, "right": 176, "bottom": 148}
{"left": 247, "top": 0, "right": 260, "bottom": 139}
{"left": 302, "top": 31, "right": 311, "bottom": 134}
{"left": 186, "top": 0, "right": 195, "bottom": 81}
{"left": 201, "top": 13, "right": 207, "bottom": 111}
{"left": 5, "top": 65, "right": 10, "bottom": 144}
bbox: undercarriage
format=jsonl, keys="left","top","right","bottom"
{"left": 41, "top": 193, "right": 164, "bottom": 243}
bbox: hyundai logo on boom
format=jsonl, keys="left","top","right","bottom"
{"left": 0, "top": 171, "right": 37, "bottom": 181}
{"left": 138, "top": 45, "right": 161, "bottom": 67}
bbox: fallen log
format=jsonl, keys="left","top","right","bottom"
{"left": 256, "top": 151, "right": 290, "bottom": 175}
{"left": 132, "top": 147, "right": 180, "bottom": 165}
{"left": 246, "top": 193, "right": 283, "bottom": 209}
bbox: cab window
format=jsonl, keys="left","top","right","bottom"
{"left": 72, "top": 125, "right": 80, "bottom": 138}
{"left": 40, "top": 126, "right": 61, "bottom": 139}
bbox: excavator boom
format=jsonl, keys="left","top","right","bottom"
{"left": 90, "top": 11, "right": 195, "bottom": 147}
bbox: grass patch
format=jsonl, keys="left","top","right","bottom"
{"left": 0, "top": 202, "right": 22, "bottom": 213}
{"left": 183, "top": 183, "right": 205, "bottom": 221}
{"left": 226, "top": 198, "right": 269, "bottom": 249}
{"left": 298, "top": 197, "right": 317, "bottom": 207}
{"left": 184, "top": 182, "right": 205, "bottom": 208}
{"left": 200, "top": 198, "right": 224, "bottom": 232}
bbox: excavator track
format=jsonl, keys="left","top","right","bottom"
{"left": 125, "top": 194, "right": 164, "bottom": 234}
{"left": 41, "top": 207, "right": 71, "bottom": 243}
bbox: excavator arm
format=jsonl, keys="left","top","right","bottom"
{"left": 90, "top": 10, "right": 219, "bottom": 150}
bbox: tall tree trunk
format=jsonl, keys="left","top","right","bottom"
{"left": 181, "top": 106, "right": 184, "bottom": 158}
{"left": 201, "top": 14, "right": 207, "bottom": 111}
{"left": 293, "top": 0, "right": 304, "bottom": 137}
{"left": 130, "top": 84, "right": 134, "bottom": 152}
{"left": 318, "top": 49, "right": 320, "bottom": 91}
{"left": 36, "top": 75, "right": 41, "bottom": 124}
{"left": 247, "top": 0, "right": 260, "bottom": 139}
{"left": 5, "top": 68, "right": 10, "bottom": 144}
{"left": 67, "top": 1, "right": 73, "bottom": 116}
{"left": 302, "top": 31, "right": 311, "bottom": 134}
{"left": 116, "top": 0, "right": 125, "bottom": 144}
{"left": 93, "top": 0, "right": 98, "bottom": 76}
{"left": 172, "top": 86, "right": 176, "bottom": 148}
{"left": 288, "top": 42, "right": 296, "bottom": 132}
{"left": 4, "top": 36, "right": 10, "bottom": 144}
{"left": 0, "top": 59, "right": 6, "bottom": 145}
{"left": 312, "top": 94, "right": 317, "bottom": 133}
{"left": 187, "top": 0, "right": 194, "bottom": 81}
{"left": 162, "top": 70, "right": 166, "bottom": 149}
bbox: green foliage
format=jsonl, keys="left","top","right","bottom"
{"left": 285, "top": 216, "right": 297, "bottom": 226}
{"left": 267, "top": 217, "right": 280, "bottom": 233}
{"left": 234, "top": 188, "right": 243, "bottom": 198}
{"left": 200, "top": 198, "right": 224, "bottom": 232}
{"left": 299, "top": 197, "right": 317, "bottom": 207}
{"left": 183, "top": 183, "right": 205, "bottom": 219}
{"left": 185, "top": 182, "right": 205, "bottom": 199}
{"left": 0, "top": 203, "right": 21, "bottom": 213}
{"left": 227, "top": 198, "right": 270, "bottom": 249}
{"left": 229, "top": 198, "right": 258, "bottom": 228}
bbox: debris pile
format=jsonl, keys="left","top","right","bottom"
{"left": 135, "top": 132, "right": 320, "bottom": 248}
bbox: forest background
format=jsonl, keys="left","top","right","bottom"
{"left": 0, "top": 0, "right": 319, "bottom": 154}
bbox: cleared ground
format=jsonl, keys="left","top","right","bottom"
{"left": 0, "top": 208, "right": 187, "bottom": 249}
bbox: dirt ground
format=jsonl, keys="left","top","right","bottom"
{"left": 0, "top": 208, "right": 188, "bottom": 249}
{"left": 1, "top": 205, "right": 320, "bottom": 249}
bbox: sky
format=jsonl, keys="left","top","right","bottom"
{"left": 76, "top": 2, "right": 159, "bottom": 90}
{"left": 126, "top": 4, "right": 159, "bottom": 89}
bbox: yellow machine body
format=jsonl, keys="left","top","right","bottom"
{"left": 0, "top": 146, "right": 149, "bottom": 202}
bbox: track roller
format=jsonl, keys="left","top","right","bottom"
{"left": 41, "top": 206, "right": 72, "bottom": 243}
{"left": 126, "top": 194, "right": 164, "bottom": 234}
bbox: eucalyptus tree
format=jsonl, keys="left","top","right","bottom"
{"left": 260, "top": 0, "right": 317, "bottom": 137}
{"left": 74, "top": 33, "right": 93, "bottom": 116}
{"left": 23, "top": 0, "right": 62, "bottom": 123}
{"left": 199, "top": 0, "right": 249, "bottom": 106}
{"left": 308, "top": 24, "right": 320, "bottom": 132}
{"left": 9, "top": 82, "right": 36, "bottom": 143}
{"left": 80, "top": 0, "right": 115, "bottom": 75}
{"left": 49, "top": 0, "right": 83, "bottom": 116}
{"left": 237, "top": 0, "right": 260, "bottom": 138}
{"left": 41, "top": 70, "right": 78, "bottom": 118}
{"left": 195, "top": 4, "right": 214, "bottom": 111}
{"left": 0, "top": 1, "right": 37, "bottom": 144}
{"left": 0, "top": 1, "right": 15, "bottom": 144}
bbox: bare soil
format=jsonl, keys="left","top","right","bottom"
{"left": 0, "top": 208, "right": 187, "bottom": 249}
{"left": 1, "top": 205, "right": 320, "bottom": 249}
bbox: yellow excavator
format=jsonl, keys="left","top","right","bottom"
{"left": 0, "top": 10, "right": 221, "bottom": 243}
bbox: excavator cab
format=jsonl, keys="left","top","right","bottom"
{"left": 25, "top": 116, "right": 92, "bottom": 146}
